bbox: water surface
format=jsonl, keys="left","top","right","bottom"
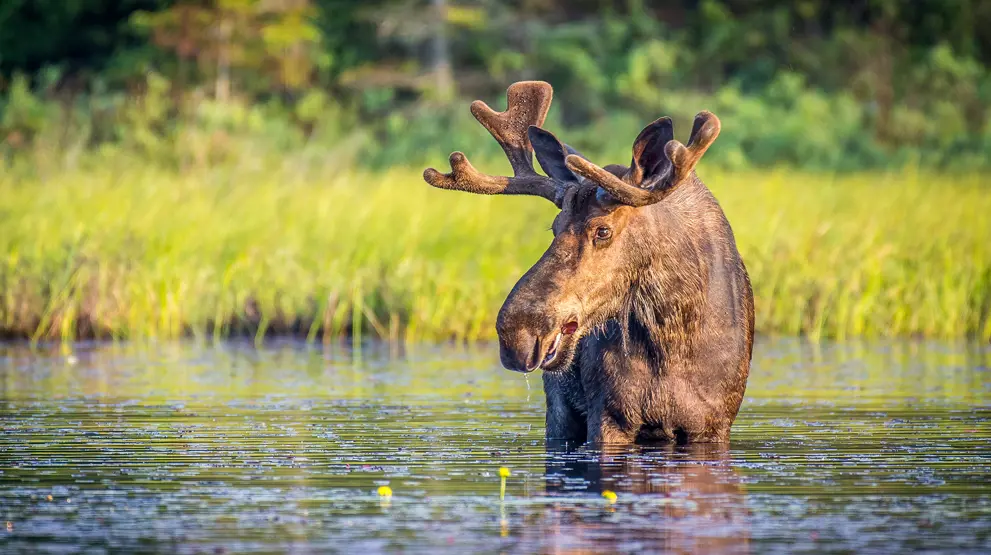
{"left": 1, "top": 338, "right": 989, "bottom": 553}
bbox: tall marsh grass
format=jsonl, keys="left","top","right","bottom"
{"left": 1, "top": 160, "right": 989, "bottom": 343}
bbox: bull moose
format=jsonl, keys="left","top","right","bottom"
{"left": 423, "top": 81, "right": 754, "bottom": 444}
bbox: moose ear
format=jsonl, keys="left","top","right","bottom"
{"left": 528, "top": 126, "right": 580, "bottom": 183}
{"left": 630, "top": 117, "right": 675, "bottom": 186}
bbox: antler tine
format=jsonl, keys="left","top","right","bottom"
{"left": 565, "top": 154, "right": 663, "bottom": 207}
{"left": 664, "top": 111, "right": 721, "bottom": 187}
{"left": 565, "top": 111, "right": 721, "bottom": 208}
{"left": 423, "top": 81, "right": 560, "bottom": 205}
{"left": 470, "top": 81, "right": 552, "bottom": 176}
{"left": 423, "top": 152, "right": 559, "bottom": 198}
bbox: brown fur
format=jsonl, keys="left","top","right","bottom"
{"left": 423, "top": 81, "right": 754, "bottom": 445}
{"left": 526, "top": 176, "right": 754, "bottom": 444}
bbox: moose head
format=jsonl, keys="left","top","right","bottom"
{"left": 423, "top": 81, "right": 720, "bottom": 375}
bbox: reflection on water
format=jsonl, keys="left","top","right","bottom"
{"left": 540, "top": 443, "right": 750, "bottom": 554}
{"left": 0, "top": 338, "right": 989, "bottom": 554}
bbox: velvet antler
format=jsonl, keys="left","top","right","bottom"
{"left": 564, "top": 111, "right": 721, "bottom": 207}
{"left": 423, "top": 81, "right": 562, "bottom": 205}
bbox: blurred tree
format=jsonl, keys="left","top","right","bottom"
{"left": 0, "top": 0, "right": 170, "bottom": 76}
{"left": 2, "top": 0, "right": 991, "bottom": 168}
{"left": 132, "top": 0, "right": 324, "bottom": 99}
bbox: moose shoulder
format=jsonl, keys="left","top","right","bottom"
{"left": 423, "top": 81, "right": 754, "bottom": 445}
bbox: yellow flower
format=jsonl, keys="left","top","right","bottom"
{"left": 377, "top": 485, "right": 393, "bottom": 497}
{"left": 601, "top": 490, "right": 618, "bottom": 504}
{"left": 498, "top": 467, "right": 511, "bottom": 478}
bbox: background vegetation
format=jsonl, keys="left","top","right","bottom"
{"left": 4, "top": 0, "right": 991, "bottom": 170}
{"left": 1, "top": 1, "right": 989, "bottom": 342}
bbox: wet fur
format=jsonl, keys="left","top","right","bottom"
{"left": 421, "top": 81, "right": 753, "bottom": 445}
{"left": 542, "top": 176, "right": 754, "bottom": 445}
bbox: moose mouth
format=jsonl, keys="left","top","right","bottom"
{"left": 530, "top": 320, "right": 579, "bottom": 372}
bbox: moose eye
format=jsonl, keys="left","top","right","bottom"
{"left": 594, "top": 227, "right": 612, "bottom": 242}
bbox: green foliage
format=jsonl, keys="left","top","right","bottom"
{"left": 0, "top": 0, "right": 167, "bottom": 75}
{"left": 1, "top": 1, "right": 990, "bottom": 344}
{"left": 3, "top": 1, "right": 991, "bottom": 170}
{"left": 0, "top": 161, "right": 988, "bottom": 343}
{"left": 0, "top": 74, "right": 55, "bottom": 145}
{"left": 115, "top": 71, "right": 173, "bottom": 156}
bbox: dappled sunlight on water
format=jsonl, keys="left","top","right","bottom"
{"left": 1, "top": 338, "right": 989, "bottom": 553}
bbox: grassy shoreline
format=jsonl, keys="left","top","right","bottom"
{"left": 2, "top": 161, "right": 989, "bottom": 343}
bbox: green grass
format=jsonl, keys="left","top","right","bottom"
{"left": 1, "top": 159, "right": 989, "bottom": 343}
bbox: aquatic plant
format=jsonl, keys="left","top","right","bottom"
{"left": 499, "top": 467, "right": 510, "bottom": 500}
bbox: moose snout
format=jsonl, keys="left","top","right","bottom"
{"left": 496, "top": 250, "right": 578, "bottom": 373}
{"left": 496, "top": 299, "right": 561, "bottom": 373}
{"left": 498, "top": 329, "right": 541, "bottom": 373}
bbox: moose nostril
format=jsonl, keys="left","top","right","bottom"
{"left": 526, "top": 335, "right": 542, "bottom": 371}
{"left": 499, "top": 331, "right": 540, "bottom": 373}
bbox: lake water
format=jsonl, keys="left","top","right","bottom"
{"left": 1, "top": 338, "right": 989, "bottom": 554}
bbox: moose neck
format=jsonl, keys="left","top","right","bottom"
{"left": 621, "top": 178, "right": 712, "bottom": 363}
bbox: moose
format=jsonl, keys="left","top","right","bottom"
{"left": 423, "top": 81, "right": 754, "bottom": 445}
